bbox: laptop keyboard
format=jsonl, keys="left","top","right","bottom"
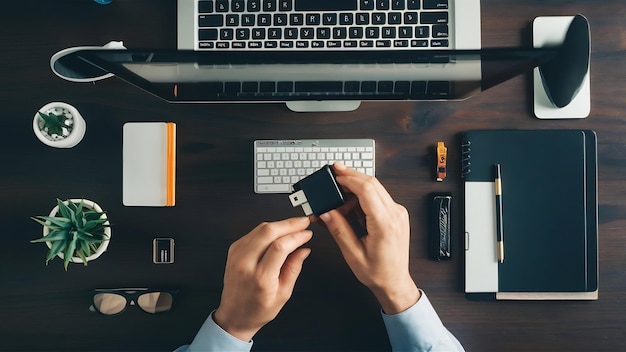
{"left": 197, "top": 0, "right": 450, "bottom": 50}
{"left": 254, "top": 139, "right": 375, "bottom": 193}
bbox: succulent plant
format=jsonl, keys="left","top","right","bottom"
{"left": 37, "top": 110, "right": 73, "bottom": 138}
{"left": 31, "top": 199, "right": 109, "bottom": 270}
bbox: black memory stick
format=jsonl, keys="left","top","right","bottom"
{"left": 289, "top": 165, "right": 346, "bottom": 217}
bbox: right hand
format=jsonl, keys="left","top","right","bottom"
{"left": 319, "top": 162, "right": 421, "bottom": 314}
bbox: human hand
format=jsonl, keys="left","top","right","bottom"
{"left": 319, "top": 162, "right": 420, "bottom": 314}
{"left": 213, "top": 217, "right": 312, "bottom": 342}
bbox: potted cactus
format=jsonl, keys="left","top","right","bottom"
{"left": 33, "top": 102, "right": 86, "bottom": 148}
{"left": 31, "top": 199, "right": 111, "bottom": 270}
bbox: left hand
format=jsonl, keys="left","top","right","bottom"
{"left": 213, "top": 217, "right": 313, "bottom": 342}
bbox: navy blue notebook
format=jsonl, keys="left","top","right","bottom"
{"left": 463, "top": 130, "right": 598, "bottom": 300}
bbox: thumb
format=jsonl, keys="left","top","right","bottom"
{"left": 279, "top": 248, "right": 311, "bottom": 294}
{"left": 319, "top": 209, "right": 362, "bottom": 259}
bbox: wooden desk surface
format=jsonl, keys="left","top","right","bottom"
{"left": 1, "top": 1, "right": 625, "bottom": 351}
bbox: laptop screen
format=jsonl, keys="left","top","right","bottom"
{"left": 52, "top": 49, "right": 544, "bottom": 103}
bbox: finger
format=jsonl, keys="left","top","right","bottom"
{"left": 335, "top": 175, "right": 393, "bottom": 217}
{"left": 319, "top": 209, "right": 364, "bottom": 262}
{"left": 260, "top": 230, "right": 313, "bottom": 277}
{"left": 278, "top": 247, "right": 312, "bottom": 296}
{"left": 244, "top": 217, "right": 311, "bottom": 253}
{"left": 333, "top": 162, "right": 393, "bottom": 208}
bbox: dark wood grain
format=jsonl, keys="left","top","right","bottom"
{"left": 0, "top": 1, "right": 625, "bottom": 351}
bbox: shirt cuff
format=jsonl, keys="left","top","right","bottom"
{"left": 184, "top": 311, "right": 253, "bottom": 352}
{"left": 381, "top": 290, "right": 460, "bottom": 352}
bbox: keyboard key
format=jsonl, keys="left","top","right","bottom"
{"left": 260, "top": 82, "right": 276, "bottom": 92}
{"left": 333, "top": 27, "right": 347, "bottom": 39}
{"left": 295, "top": 0, "right": 357, "bottom": 11}
{"left": 376, "top": 0, "right": 390, "bottom": 10}
{"left": 372, "top": 13, "right": 386, "bottom": 24}
{"left": 407, "top": 0, "right": 420, "bottom": 9}
{"left": 257, "top": 184, "right": 291, "bottom": 193}
{"left": 199, "top": 15, "right": 223, "bottom": 27}
{"left": 252, "top": 28, "right": 266, "bottom": 39}
{"left": 360, "top": 0, "right": 375, "bottom": 10}
{"left": 306, "top": 14, "right": 321, "bottom": 25}
{"left": 220, "top": 28, "right": 234, "bottom": 40}
{"left": 424, "top": 0, "right": 448, "bottom": 9}
{"left": 226, "top": 15, "right": 239, "bottom": 26}
{"left": 356, "top": 13, "right": 369, "bottom": 25}
{"left": 248, "top": 0, "right": 261, "bottom": 12}
{"left": 432, "top": 24, "right": 449, "bottom": 37}
{"left": 345, "top": 81, "right": 360, "bottom": 92}
{"left": 431, "top": 39, "right": 449, "bottom": 47}
{"left": 365, "top": 27, "right": 380, "bottom": 38}
{"left": 274, "top": 14, "right": 288, "bottom": 26}
{"left": 284, "top": 28, "right": 298, "bottom": 39}
{"left": 382, "top": 27, "right": 396, "bottom": 38}
{"left": 242, "top": 14, "right": 255, "bottom": 26}
{"left": 327, "top": 41, "right": 342, "bottom": 48}
{"left": 277, "top": 81, "right": 293, "bottom": 92}
{"left": 398, "top": 26, "right": 412, "bottom": 38}
{"left": 421, "top": 12, "right": 448, "bottom": 24}
{"left": 198, "top": 0, "right": 214, "bottom": 13}
{"left": 394, "top": 39, "right": 409, "bottom": 47}
{"left": 300, "top": 27, "right": 314, "bottom": 39}
{"left": 215, "top": 0, "right": 228, "bottom": 12}
{"left": 236, "top": 28, "right": 250, "bottom": 40}
{"left": 279, "top": 0, "right": 292, "bottom": 11}
{"left": 411, "top": 39, "right": 428, "bottom": 47}
{"left": 232, "top": 0, "right": 245, "bottom": 11}
{"left": 258, "top": 14, "right": 272, "bottom": 26}
{"left": 290, "top": 13, "right": 304, "bottom": 25}
{"left": 339, "top": 13, "right": 354, "bottom": 25}
{"left": 388, "top": 12, "right": 402, "bottom": 24}
{"left": 415, "top": 26, "right": 429, "bottom": 38}
{"left": 317, "top": 27, "right": 331, "bottom": 39}
{"left": 394, "top": 81, "right": 411, "bottom": 93}
{"left": 349, "top": 27, "right": 364, "bottom": 38}
{"left": 198, "top": 28, "right": 218, "bottom": 40}
{"left": 265, "top": 41, "right": 278, "bottom": 48}
{"left": 263, "top": 0, "right": 277, "bottom": 12}
{"left": 392, "top": 0, "right": 405, "bottom": 10}
{"left": 242, "top": 82, "right": 259, "bottom": 92}
{"left": 320, "top": 13, "right": 336, "bottom": 25}
{"left": 295, "top": 81, "right": 343, "bottom": 93}
{"left": 404, "top": 12, "right": 418, "bottom": 24}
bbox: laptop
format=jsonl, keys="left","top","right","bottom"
{"left": 177, "top": 0, "right": 481, "bottom": 51}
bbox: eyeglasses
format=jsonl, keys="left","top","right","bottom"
{"left": 91, "top": 288, "right": 178, "bottom": 315}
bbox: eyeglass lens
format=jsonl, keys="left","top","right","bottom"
{"left": 93, "top": 292, "right": 173, "bottom": 315}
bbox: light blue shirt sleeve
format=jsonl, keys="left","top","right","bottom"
{"left": 174, "top": 311, "right": 253, "bottom": 352}
{"left": 381, "top": 290, "right": 464, "bottom": 352}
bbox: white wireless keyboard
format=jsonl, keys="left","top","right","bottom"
{"left": 254, "top": 139, "right": 375, "bottom": 194}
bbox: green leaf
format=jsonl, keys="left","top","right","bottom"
{"left": 63, "top": 234, "right": 79, "bottom": 271}
{"left": 46, "top": 240, "right": 66, "bottom": 262}
{"left": 37, "top": 216, "right": 71, "bottom": 229}
{"left": 56, "top": 199, "right": 72, "bottom": 219}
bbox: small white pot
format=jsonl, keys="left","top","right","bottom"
{"left": 44, "top": 199, "right": 111, "bottom": 264}
{"left": 33, "top": 102, "right": 86, "bottom": 148}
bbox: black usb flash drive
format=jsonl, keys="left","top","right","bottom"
{"left": 289, "top": 165, "right": 346, "bottom": 217}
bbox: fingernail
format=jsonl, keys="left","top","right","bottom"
{"left": 319, "top": 212, "right": 331, "bottom": 222}
{"left": 333, "top": 161, "right": 347, "bottom": 170}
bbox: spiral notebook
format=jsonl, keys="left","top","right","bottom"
{"left": 462, "top": 130, "right": 598, "bottom": 300}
